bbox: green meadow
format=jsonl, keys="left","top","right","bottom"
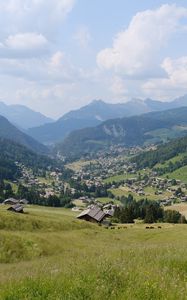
{"left": 1, "top": 205, "right": 187, "bottom": 299}
{"left": 109, "top": 186, "right": 172, "bottom": 201}
{"left": 163, "top": 165, "right": 187, "bottom": 183}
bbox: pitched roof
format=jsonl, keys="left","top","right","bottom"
{"left": 7, "top": 204, "right": 24, "bottom": 213}
{"left": 4, "top": 198, "right": 19, "bottom": 204}
{"left": 77, "top": 206, "right": 106, "bottom": 222}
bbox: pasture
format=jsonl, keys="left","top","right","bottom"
{"left": 0, "top": 205, "right": 187, "bottom": 299}
{"left": 163, "top": 165, "right": 187, "bottom": 183}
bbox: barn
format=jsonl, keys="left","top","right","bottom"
{"left": 3, "top": 198, "right": 19, "bottom": 205}
{"left": 7, "top": 204, "right": 24, "bottom": 213}
{"left": 77, "top": 206, "right": 107, "bottom": 223}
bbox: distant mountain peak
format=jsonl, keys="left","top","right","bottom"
{"left": 89, "top": 99, "right": 107, "bottom": 107}
{"left": 27, "top": 94, "right": 187, "bottom": 146}
{"left": 0, "top": 101, "right": 53, "bottom": 129}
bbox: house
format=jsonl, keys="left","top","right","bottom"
{"left": 7, "top": 204, "right": 24, "bottom": 213}
{"left": 3, "top": 198, "right": 19, "bottom": 205}
{"left": 104, "top": 209, "right": 115, "bottom": 217}
{"left": 19, "top": 199, "right": 29, "bottom": 205}
{"left": 77, "top": 206, "right": 107, "bottom": 223}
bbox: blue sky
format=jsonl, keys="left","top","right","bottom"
{"left": 0, "top": 0, "right": 187, "bottom": 118}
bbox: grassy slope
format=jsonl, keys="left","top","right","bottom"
{"left": 154, "top": 153, "right": 186, "bottom": 168}
{"left": 109, "top": 186, "right": 172, "bottom": 201}
{"left": 163, "top": 165, "right": 187, "bottom": 183}
{"left": 65, "top": 159, "right": 96, "bottom": 172}
{"left": 104, "top": 173, "right": 138, "bottom": 184}
{"left": 1, "top": 206, "right": 187, "bottom": 299}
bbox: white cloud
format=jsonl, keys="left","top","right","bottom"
{"left": 0, "top": 0, "right": 75, "bottom": 19}
{"left": 97, "top": 4, "right": 187, "bottom": 78}
{"left": 142, "top": 56, "right": 187, "bottom": 99}
{"left": 0, "top": 0, "right": 75, "bottom": 39}
{"left": 110, "top": 76, "right": 128, "bottom": 97}
{"left": 0, "top": 32, "right": 49, "bottom": 58}
{"left": 5, "top": 33, "right": 48, "bottom": 50}
{"left": 74, "top": 26, "right": 92, "bottom": 48}
{"left": 0, "top": 50, "right": 80, "bottom": 83}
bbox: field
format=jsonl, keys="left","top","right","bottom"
{"left": 104, "top": 173, "right": 138, "bottom": 184}
{"left": 166, "top": 203, "right": 187, "bottom": 218}
{"left": 65, "top": 160, "right": 96, "bottom": 171}
{"left": 1, "top": 205, "right": 187, "bottom": 299}
{"left": 96, "top": 197, "right": 121, "bottom": 205}
{"left": 154, "top": 153, "right": 186, "bottom": 169}
{"left": 110, "top": 186, "right": 172, "bottom": 201}
{"left": 163, "top": 165, "right": 187, "bottom": 183}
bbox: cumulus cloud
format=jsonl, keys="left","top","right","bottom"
{"left": 0, "top": 2, "right": 187, "bottom": 117}
{"left": 110, "top": 76, "right": 128, "bottom": 97}
{"left": 0, "top": 0, "right": 75, "bottom": 38}
{"left": 5, "top": 33, "right": 47, "bottom": 50}
{"left": 142, "top": 56, "right": 187, "bottom": 99}
{"left": 0, "top": 51, "right": 80, "bottom": 83}
{"left": 97, "top": 4, "right": 187, "bottom": 78}
{"left": 0, "top": 32, "right": 49, "bottom": 58}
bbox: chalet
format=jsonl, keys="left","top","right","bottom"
{"left": 19, "top": 199, "right": 29, "bottom": 205}
{"left": 7, "top": 204, "right": 24, "bottom": 213}
{"left": 77, "top": 206, "right": 107, "bottom": 223}
{"left": 104, "top": 209, "right": 115, "bottom": 217}
{"left": 3, "top": 198, "right": 19, "bottom": 205}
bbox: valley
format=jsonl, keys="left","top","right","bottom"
{"left": 1, "top": 99, "right": 187, "bottom": 299}
{"left": 1, "top": 1, "right": 187, "bottom": 298}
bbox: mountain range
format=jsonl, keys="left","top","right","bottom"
{"left": 28, "top": 95, "right": 187, "bottom": 145}
{"left": 57, "top": 106, "right": 187, "bottom": 159}
{"left": 0, "top": 101, "right": 53, "bottom": 129}
{"left": 0, "top": 115, "right": 48, "bottom": 154}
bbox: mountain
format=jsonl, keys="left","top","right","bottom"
{"left": 57, "top": 106, "right": 187, "bottom": 159}
{"left": 144, "top": 94, "right": 187, "bottom": 111}
{"left": 28, "top": 95, "right": 187, "bottom": 145}
{"left": 0, "top": 138, "right": 54, "bottom": 181}
{"left": 0, "top": 101, "right": 53, "bottom": 129}
{"left": 0, "top": 115, "right": 48, "bottom": 154}
{"left": 27, "top": 99, "right": 151, "bottom": 145}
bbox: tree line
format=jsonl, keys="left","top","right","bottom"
{"left": 113, "top": 195, "right": 186, "bottom": 224}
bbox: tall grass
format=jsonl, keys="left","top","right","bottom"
{"left": 1, "top": 206, "right": 187, "bottom": 299}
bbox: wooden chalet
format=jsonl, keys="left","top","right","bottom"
{"left": 7, "top": 204, "right": 24, "bottom": 213}
{"left": 77, "top": 206, "right": 107, "bottom": 223}
{"left": 3, "top": 198, "right": 19, "bottom": 205}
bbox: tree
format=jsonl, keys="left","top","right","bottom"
{"left": 164, "top": 210, "right": 186, "bottom": 223}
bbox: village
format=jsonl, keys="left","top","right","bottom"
{"left": 2, "top": 144, "right": 187, "bottom": 221}
{"left": 66, "top": 145, "right": 187, "bottom": 212}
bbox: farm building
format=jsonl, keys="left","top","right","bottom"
{"left": 19, "top": 199, "right": 29, "bottom": 204}
{"left": 3, "top": 198, "right": 19, "bottom": 205}
{"left": 77, "top": 206, "right": 107, "bottom": 223}
{"left": 7, "top": 204, "right": 24, "bottom": 213}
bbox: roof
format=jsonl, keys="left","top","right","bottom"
{"left": 77, "top": 206, "right": 106, "bottom": 222}
{"left": 4, "top": 198, "right": 19, "bottom": 204}
{"left": 104, "top": 209, "right": 115, "bottom": 217}
{"left": 19, "top": 199, "right": 29, "bottom": 204}
{"left": 8, "top": 204, "right": 24, "bottom": 213}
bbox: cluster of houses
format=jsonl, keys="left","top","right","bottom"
{"left": 16, "top": 163, "right": 67, "bottom": 198}
{"left": 115, "top": 174, "right": 187, "bottom": 205}
{"left": 2, "top": 198, "right": 29, "bottom": 213}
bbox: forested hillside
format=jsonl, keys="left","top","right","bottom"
{"left": 132, "top": 136, "right": 187, "bottom": 168}
{"left": 57, "top": 107, "right": 187, "bottom": 159}
{"left": 0, "top": 115, "right": 48, "bottom": 154}
{"left": 0, "top": 139, "right": 59, "bottom": 180}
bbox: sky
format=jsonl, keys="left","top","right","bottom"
{"left": 0, "top": 0, "right": 187, "bottom": 119}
